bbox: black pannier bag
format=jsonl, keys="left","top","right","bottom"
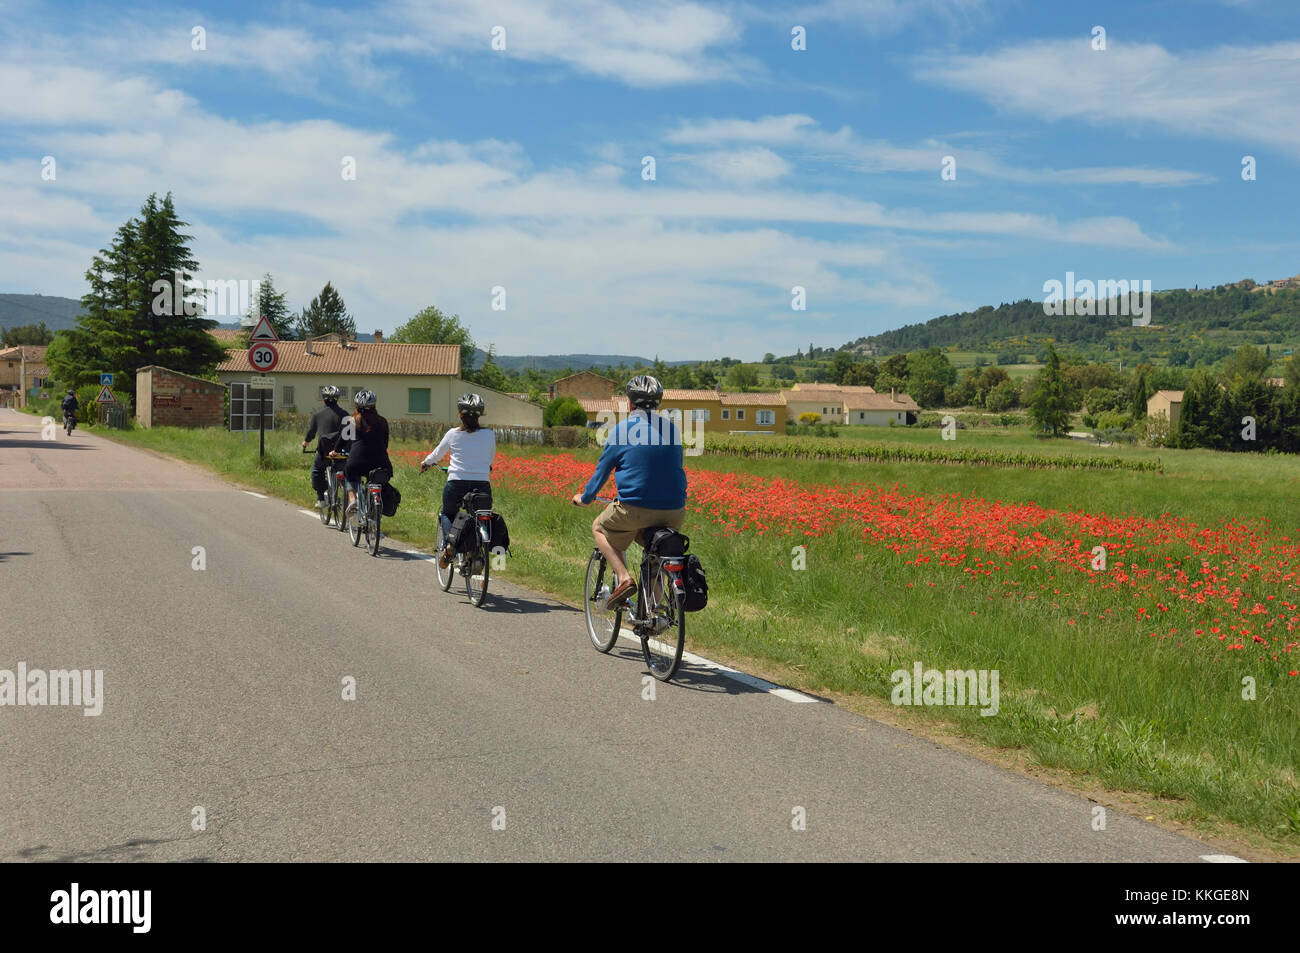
{"left": 489, "top": 513, "right": 511, "bottom": 554}
{"left": 463, "top": 489, "right": 493, "bottom": 512}
{"left": 381, "top": 482, "right": 401, "bottom": 517}
{"left": 644, "top": 527, "right": 689, "bottom": 557}
{"left": 449, "top": 512, "right": 478, "bottom": 553}
{"left": 681, "top": 555, "right": 708, "bottom": 611}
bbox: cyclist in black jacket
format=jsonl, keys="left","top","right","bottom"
{"left": 343, "top": 389, "right": 392, "bottom": 519}
{"left": 302, "top": 385, "right": 348, "bottom": 509}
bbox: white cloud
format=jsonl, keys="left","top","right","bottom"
{"left": 916, "top": 39, "right": 1300, "bottom": 157}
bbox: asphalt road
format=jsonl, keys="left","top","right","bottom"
{"left": 0, "top": 408, "right": 1235, "bottom": 861}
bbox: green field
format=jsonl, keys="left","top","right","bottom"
{"left": 94, "top": 419, "right": 1300, "bottom": 855}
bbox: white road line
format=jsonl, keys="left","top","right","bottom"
{"left": 298, "top": 509, "right": 317, "bottom": 517}
{"left": 1200, "top": 854, "right": 1248, "bottom": 863}
{"left": 615, "top": 632, "right": 817, "bottom": 703}
{"left": 243, "top": 491, "right": 268, "bottom": 499}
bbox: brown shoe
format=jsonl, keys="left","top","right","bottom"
{"left": 438, "top": 545, "right": 453, "bottom": 569}
{"left": 605, "top": 576, "right": 637, "bottom": 611}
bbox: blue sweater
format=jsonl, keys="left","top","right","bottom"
{"left": 581, "top": 412, "right": 688, "bottom": 509}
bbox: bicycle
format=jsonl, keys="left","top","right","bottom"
{"left": 582, "top": 496, "right": 687, "bottom": 681}
{"left": 428, "top": 465, "right": 493, "bottom": 608}
{"left": 63, "top": 411, "right": 76, "bottom": 435}
{"left": 302, "top": 447, "right": 349, "bottom": 528}
{"left": 345, "top": 468, "right": 387, "bottom": 556}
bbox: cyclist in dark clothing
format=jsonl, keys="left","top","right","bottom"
{"left": 343, "top": 389, "right": 392, "bottom": 519}
{"left": 60, "top": 390, "right": 79, "bottom": 432}
{"left": 301, "top": 385, "right": 348, "bottom": 508}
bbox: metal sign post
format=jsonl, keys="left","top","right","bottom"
{"left": 248, "top": 376, "right": 274, "bottom": 461}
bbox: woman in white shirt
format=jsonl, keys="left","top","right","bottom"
{"left": 421, "top": 393, "right": 496, "bottom": 565}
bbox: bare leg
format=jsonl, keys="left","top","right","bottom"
{"left": 592, "top": 520, "right": 629, "bottom": 585}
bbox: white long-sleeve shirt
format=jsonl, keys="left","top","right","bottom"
{"left": 423, "top": 427, "right": 496, "bottom": 481}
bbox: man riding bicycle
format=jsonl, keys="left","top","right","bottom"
{"left": 420, "top": 393, "right": 495, "bottom": 569}
{"left": 571, "top": 375, "right": 687, "bottom": 610}
{"left": 60, "top": 390, "right": 79, "bottom": 428}
{"left": 302, "top": 385, "right": 349, "bottom": 509}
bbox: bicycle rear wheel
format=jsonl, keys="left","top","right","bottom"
{"left": 319, "top": 478, "right": 331, "bottom": 524}
{"left": 465, "top": 534, "right": 489, "bottom": 607}
{"left": 584, "top": 551, "right": 621, "bottom": 652}
{"left": 369, "top": 494, "right": 382, "bottom": 556}
{"left": 641, "top": 565, "right": 685, "bottom": 681}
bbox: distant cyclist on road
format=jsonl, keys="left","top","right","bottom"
{"left": 343, "top": 390, "right": 392, "bottom": 520}
{"left": 60, "top": 390, "right": 79, "bottom": 431}
{"left": 302, "top": 385, "right": 348, "bottom": 510}
{"left": 571, "top": 375, "right": 687, "bottom": 610}
{"left": 421, "top": 393, "right": 495, "bottom": 569}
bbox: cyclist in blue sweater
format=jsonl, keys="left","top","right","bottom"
{"left": 572, "top": 375, "right": 687, "bottom": 609}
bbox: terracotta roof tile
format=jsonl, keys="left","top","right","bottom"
{"left": 719, "top": 391, "right": 785, "bottom": 405}
{"left": 217, "top": 340, "right": 460, "bottom": 376}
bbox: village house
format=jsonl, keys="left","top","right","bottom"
{"left": 215, "top": 332, "right": 542, "bottom": 429}
{"left": 549, "top": 370, "right": 619, "bottom": 401}
{"left": 779, "top": 382, "right": 917, "bottom": 426}
{"left": 1147, "top": 390, "right": 1183, "bottom": 429}
{"left": 0, "top": 345, "right": 50, "bottom": 408}
{"left": 577, "top": 388, "right": 786, "bottom": 434}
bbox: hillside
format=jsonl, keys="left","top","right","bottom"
{"left": 0, "top": 293, "right": 82, "bottom": 331}
{"left": 852, "top": 282, "right": 1300, "bottom": 363}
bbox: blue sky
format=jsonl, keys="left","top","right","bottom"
{"left": 2, "top": 0, "right": 1298, "bottom": 359}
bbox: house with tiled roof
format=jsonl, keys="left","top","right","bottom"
{"left": 1147, "top": 390, "right": 1183, "bottom": 429}
{"left": 576, "top": 388, "right": 786, "bottom": 433}
{"left": 215, "top": 332, "right": 541, "bottom": 429}
{"left": 0, "top": 345, "right": 51, "bottom": 408}
{"left": 549, "top": 370, "right": 618, "bottom": 401}
{"left": 780, "top": 382, "right": 917, "bottom": 426}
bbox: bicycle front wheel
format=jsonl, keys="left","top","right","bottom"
{"left": 465, "top": 535, "right": 489, "bottom": 607}
{"left": 641, "top": 566, "right": 685, "bottom": 681}
{"left": 348, "top": 496, "right": 362, "bottom": 547}
{"left": 319, "top": 481, "right": 331, "bottom": 525}
{"left": 333, "top": 478, "right": 346, "bottom": 532}
{"left": 435, "top": 522, "right": 454, "bottom": 591}
{"left": 584, "top": 551, "right": 620, "bottom": 653}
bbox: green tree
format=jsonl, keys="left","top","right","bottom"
{"left": 1130, "top": 365, "right": 1151, "bottom": 419}
{"left": 471, "top": 344, "right": 509, "bottom": 391}
{"left": 985, "top": 379, "right": 1020, "bottom": 412}
{"left": 294, "top": 282, "right": 356, "bottom": 341}
{"left": 828, "top": 350, "right": 854, "bottom": 384}
{"left": 388, "top": 305, "right": 475, "bottom": 376}
{"left": 46, "top": 193, "right": 226, "bottom": 394}
{"left": 842, "top": 360, "right": 877, "bottom": 388}
{"left": 544, "top": 395, "right": 587, "bottom": 427}
{"left": 725, "top": 363, "right": 758, "bottom": 391}
{"left": 2, "top": 322, "right": 54, "bottom": 346}
{"left": 1029, "top": 346, "right": 1070, "bottom": 436}
{"left": 240, "top": 273, "right": 294, "bottom": 343}
{"left": 762, "top": 352, "right": 775, "bottom": 363}
{"left": 1222, "top": 344, "right": 1270, "bottom": 382}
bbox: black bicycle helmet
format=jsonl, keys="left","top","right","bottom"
{"left": 320, "top": 385, "right": 341, "bottom": 400}
{"left": 457, "top": 393, "right": 486, "bottom": 416}
{"left": 352, "top": 389, "right": 377, "bottom": 409}
{"left": 625, "top": 374, "right": 663, "bottom": 410}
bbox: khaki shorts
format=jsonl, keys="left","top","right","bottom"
{"left": 593, "top": 500, "right": 686, "bottom": 552}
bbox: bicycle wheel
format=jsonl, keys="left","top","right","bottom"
{"left": 641, "top": 564, "right": 686, "bottom": 681}
{"left": 369, "top": 494, "right": 382, "bottom": 557}
{"left": 349, "top": 489, "right": 363, "bottom": 547}
{"left": 584, "top": 550, "right": 620, "bottom": 653}
{"left": 333, "top": 476, "right": 346, "bottom": 532}
{"left": 318, "top": 477, "right": 331, "bottom": 525}
{"left": 465, "top": 531, "right": 489, "bottom": 607}
{"left": 435, "top": 521, "right": 454, "bottom": 591}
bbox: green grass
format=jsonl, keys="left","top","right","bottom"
{"left": 98, "top": 423, "right": 1300, "bottom": 853}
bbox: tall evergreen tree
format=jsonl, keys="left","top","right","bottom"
{"left": 240, "top": 273, "right": 295, "bottom": 344}
{"left": 46, "top": 193, "right": 225, "bottom": 393}
{"left": 1029, "top": 346, "right": 1070, "bottom": 436}
{"left": 294, "top": 282, "right": 356, "bottom": 340}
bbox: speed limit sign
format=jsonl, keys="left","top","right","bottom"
{"left": 248, "top": 342, "right": 279, "bottom": 372}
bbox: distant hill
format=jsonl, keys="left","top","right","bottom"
{"left": 471, "top": 350, "right": 695, "bottom": 373}
{"left": 851, "top": 282, "right": 1300, "bottom": 363}
{"left": 0, "top": 294, "right": 82, "bottom": 331}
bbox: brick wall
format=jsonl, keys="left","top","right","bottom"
{"left": 136, "top": 366, "right": 226, "bottom": 428}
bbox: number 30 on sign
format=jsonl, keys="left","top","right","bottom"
{"left": 248, "top": 342, "right": 279, "bottom": 372}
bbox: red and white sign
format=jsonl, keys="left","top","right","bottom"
{"left": 248, "top": 314, "right": 278, "bottom": 341}
{"left": 248, "top": 342, "right": 279, "bottom": 372}
{"left": 96, "top": 385, "right": 117, "bottom": 403}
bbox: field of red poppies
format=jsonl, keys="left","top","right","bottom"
{"left": 396, "top": 449, "right": 1300, "bottom": 677}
